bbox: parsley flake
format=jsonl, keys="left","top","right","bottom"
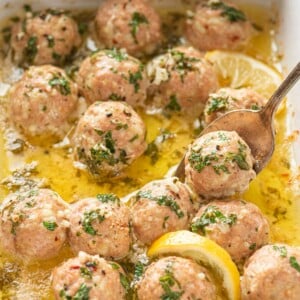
{"left": 43, "top": 221, "right": 58, "bottom": 231}
{"left": 290, "top": 256, "right": 300, "bottom": 273}
{"left": 82, "top": 209, "right": 105, "bottom": 236}
{"left": 129, "top": 12, "right": 149, "bottom": 43}
{"left": 209, "top": 1, "right": 247, "bottom": 22}
{"left": 49, "top": 75, "right": 71, "bottom": 95}
{"left": 24, "top": 36, "right": 38, "bottom": 63}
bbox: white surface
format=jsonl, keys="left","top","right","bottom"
{"left": 0, "top": 0, "right": 298, "bottom": 164}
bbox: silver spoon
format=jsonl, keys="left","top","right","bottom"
{"left": 175, "top": 62, "right": 300, "bottom": 180}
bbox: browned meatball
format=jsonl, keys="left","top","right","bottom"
{"left": 204, "top": 88, "right": 267, "bottom": 124}
{"left": 77, "top": 49, "right": 148, "bottom": 106}
{"left": 185, "top": 131, "right": 256, "bottom": 199}
{"left": 95, "top": 0, "right": 162, "bottom": 57}
{"left": 130, "top": 177, "right": 194, "bottom": 245}
{"left": 136, "top": 256, "right": 217, "bottom": 300}
{"left": 11, "top": 10, "right": 81, "bottom": 65}
{"left": 52, "top": 251, "right": 127, "bottom": 300}
{"left": 146, "top": 46, "right": 219, "bottom": 116}
{"left": 185, "top": 0, "right": 253, "bottom": 51}
{"left": 241, "top": 244, "right": 300, "bottom": 300}
{"left": 68, "top": 194, "right": 131, "bottom": 260}
{"left": 9, "top": 65, "right": 78, "bottom": 140}
{"left": 72, "top": 101, "right": 147, "bottom": 178}
{"left": 0, "top": 188, "right": 69, "bottom": 260}
{"left": 191, "top": 200, "right": 270, "bottom": 266}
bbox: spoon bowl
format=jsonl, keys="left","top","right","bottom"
{"left": 175, "top": 62, "right": 300, "bottom": 180}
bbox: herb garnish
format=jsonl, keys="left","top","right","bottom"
{"left": 129, "top": 65, "right": 144, "bottom": 93}
{"left": 105, "top": 48, "right": 128, "bottom": 62}
{"left": 24, "top": 36, "right": 38, "bottom": 63}
{"left": 145, "top": 141, "right": 159, "bottom": 164}
{"left": 206, "top": 97, "right": 229, "bottom": 114}
{"left": 96, "top": 193, "right": 119, "bottom": 204}
{"left": 82, "top": 209, "right": 105, "bottom": 236}
{"left": 159, "top": 269, "right": 184, "bottom": 300}
{"left": 120, "top": 273, "right": 131, "bottom": 293}
{"left": 273, "top": 245, "right": 287, "bottom": 257}
{"left": 191, "top": 205, "right": 237, "bottom": 234}
{"left": 80, "top": 267, "right": 93, "bottom": 279}
{"left": 109, "top": 93, "right": 125, "bottom": 101}
{"left": 133, "top": 262, "right": 144, "bottom": 282}
{"left": 209, "top": 1, "right": 247, "bottom": 22}
{"left": 49, "top": 75, "right": 71, "bottom": 95}
{"left": 289, "top": 256, "right": 300, "bottom": 273}
{"left": 73, "top": 283, "right": 91, "bottom": 300}
{"left": 46, "top": 34, "right": 55, "bottom": 48}
{"left": 226, "top": 141, "right": 250, "bottom": 170}
{"left": 165, "top": 95, "right": 181, "bottom": 112}
{"left": 137, "top": 190, "right": 184, "bottom": 218}
{"left": 129, "top": 12, "right": 149, "bottom": 43}
{"left": 43, "top": 220, "right": 58, "bottom": 231}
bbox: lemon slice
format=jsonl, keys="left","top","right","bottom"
{"left": 148, "top": 230, "right": 240, "bottom": 300}
{"left": 205, "top": 51, "right": 282, "bottom": 99}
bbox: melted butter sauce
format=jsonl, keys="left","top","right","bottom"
{"left": 0, "top": 2, "right": 299, "bottom": 299}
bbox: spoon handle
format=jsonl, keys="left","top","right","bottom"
{"left": 262, "top": 62, "right": 300, "bottom": 120}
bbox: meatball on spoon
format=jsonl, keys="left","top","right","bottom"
{"left": 176, "top": 62, "right": 300, "bottom": 179}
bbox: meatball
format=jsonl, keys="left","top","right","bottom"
{"left": 136, "top": 256, "right": 216, "bottom": 300}
{"left": 204, "top": 88, "right": 267, "bottom": 124}
{"left": 185, "top": 0, "right": 253, "bottom": 51}
{"left": 72, "top": 101, "right": 147, "bottom": 178}
{"left": 241, "top": 244, "right": 300, "bottom": 300}
{"left": 9, "top": 65, "right": 78, "bottom": 140}
{"left": 0, "top": 188, "right": 69, "bottom": 260}
{"left": 146, "top": 46, "right": 218, "bottom": 116}
{"left": 130, "top": 177, "right": 194, "bottom": 245}
{"left": 11, "top": 9, "right": 81, "bottom": 66}
{"left": 52, "top": 251, "right": 127, "bottom": 300}
{"left": 191, "top": 200, "right": 269, "bottom": 266}
{"left": 77, "top": 49, "right": 148, "bottom": 106}
{"left": 185, "top": 130, "right": 256, "bottom": 199}
{"left": 95, "top": 0, "right": 162, "bottom": 57}
{"left": 68, "top": 194, "right": 131, "bottom": 259}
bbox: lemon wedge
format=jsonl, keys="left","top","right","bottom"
{"left": 205, "top": 51, "right": 282, "bottom": 99}
{"left": 148, "top": 230, "right": 240, "bottom": 300}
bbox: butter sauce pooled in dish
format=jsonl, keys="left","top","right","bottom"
{"left": 0, "top": 0, "right": 299, "bottom": 299}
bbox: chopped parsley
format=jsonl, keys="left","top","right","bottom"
{"left": 80, "top": 267, "right": 93, "bottom": 279}
{"left": 105, "top": 48, "right": 128, "bottom": 62}
{"left": 133, "top": 262, "right": 144, "bottom": 282}
{"left": 249, "top": 243, "right": 256, "bottom": 250}
{"left": 49, "top": 75, "right": 71, "bottom": 95}
{"left": 191, "top": 205, "right": 237, "bottom": 234}
{"left": 24, "top": 36, "right": 38, "bottom": 63}
{"left": 137, "top": 190, "right": 184, "bottom": 218}
{"left": 165, "top": 95, "right": 181, "bottom": 112}
{"left": 129, "top": 12, "right": 149, "bottom": 43}
{"left": 273, "top": 245, "right": 287, "bottom": 257}
{"left": 46, "top": 34, "right": 55, "bottom": 48}
{"left": 43, "top": 221, "right": 58, "bottom": 231}
{"left": 110, "top": 262, "right": 120, "bottom": 270}
{"left": 250, "top": 104, "right": 261, "bottom": 111}
{"left": 120, "top": 273, "right": 131, "bottom": 293}
{"left": 73, "top": 283, "right": 91, "bottom": 300}
{"left": 109, "top": 93, "right": 125, "bottom": 101}
{"left": 209, "top": 1, "right": 247, "bottom": 22}
{"left": 145, "top": 141, "right": 159, "bottom": 164}
{"left": 226, "top": 141, "right": 250, "bottom": 170}
{"left": 159, "top": 269, "right": 183, "bottom": 300}
{"left": 289, "top": 256, "right": 300, "bottom": 273}
{"left": 206, "top": 97, "right": 229, "bottom": 114}
{"left": 188, "top": 148, "right": 220, "bottom": 173}
{"left": 82, "top": 209, "right": 105, "bottom": 236}
{"left": 96, "top": 193, "right": 120, "bottom": 204}
{"left": 170, "top": 50, "right": 200, "bottom": 82}
{"left": 129, "top": 66, "right": 144, "bottom": 93}
{"left": 78, "top": 22, "right": 88, "bottom": 35}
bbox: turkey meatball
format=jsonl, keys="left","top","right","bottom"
{"left": 9, "top": 65, "right": 78, "bottom": 140}
{"left": 0, "top": 188, "right": 69, "bottom": 260}
{"left": 68, "top": 194, "right": 131, "bottom": 259}
{"left": 191, "top": 200, "right": 269, "bottom": 266}
{"left": 11, "top": 9, "right": 81, "bottom": 65}
{"left": 204, "top": 88, "right": 267, "bottom": 124}
{"left": 72, "top": 101, "right": 147, "bottom": 178}
{"left": 77, "top": 49, "right": 148, "bottom": 106}
{"left": 185, "top": 0, "right": 253, "bottom": 51}
{"left": 146, "top": 46, "right": 218, "bottom": 116}
{"left": 52, "top": 251, "right": 127, "bottom": 300}
{"left": 130, "top": 177, "right": 194, "bottom": 245}
{"left": 185, "top": 131, "right": 256, "bottom": 199}
{"left": 241, "top": 244, "right": 300, "bottom": 300}
{"left": 136, "top": 256, "right": 216, "bottom": 300}
{"left": 95, "top": 0, "right": 162, "bottom": 57}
